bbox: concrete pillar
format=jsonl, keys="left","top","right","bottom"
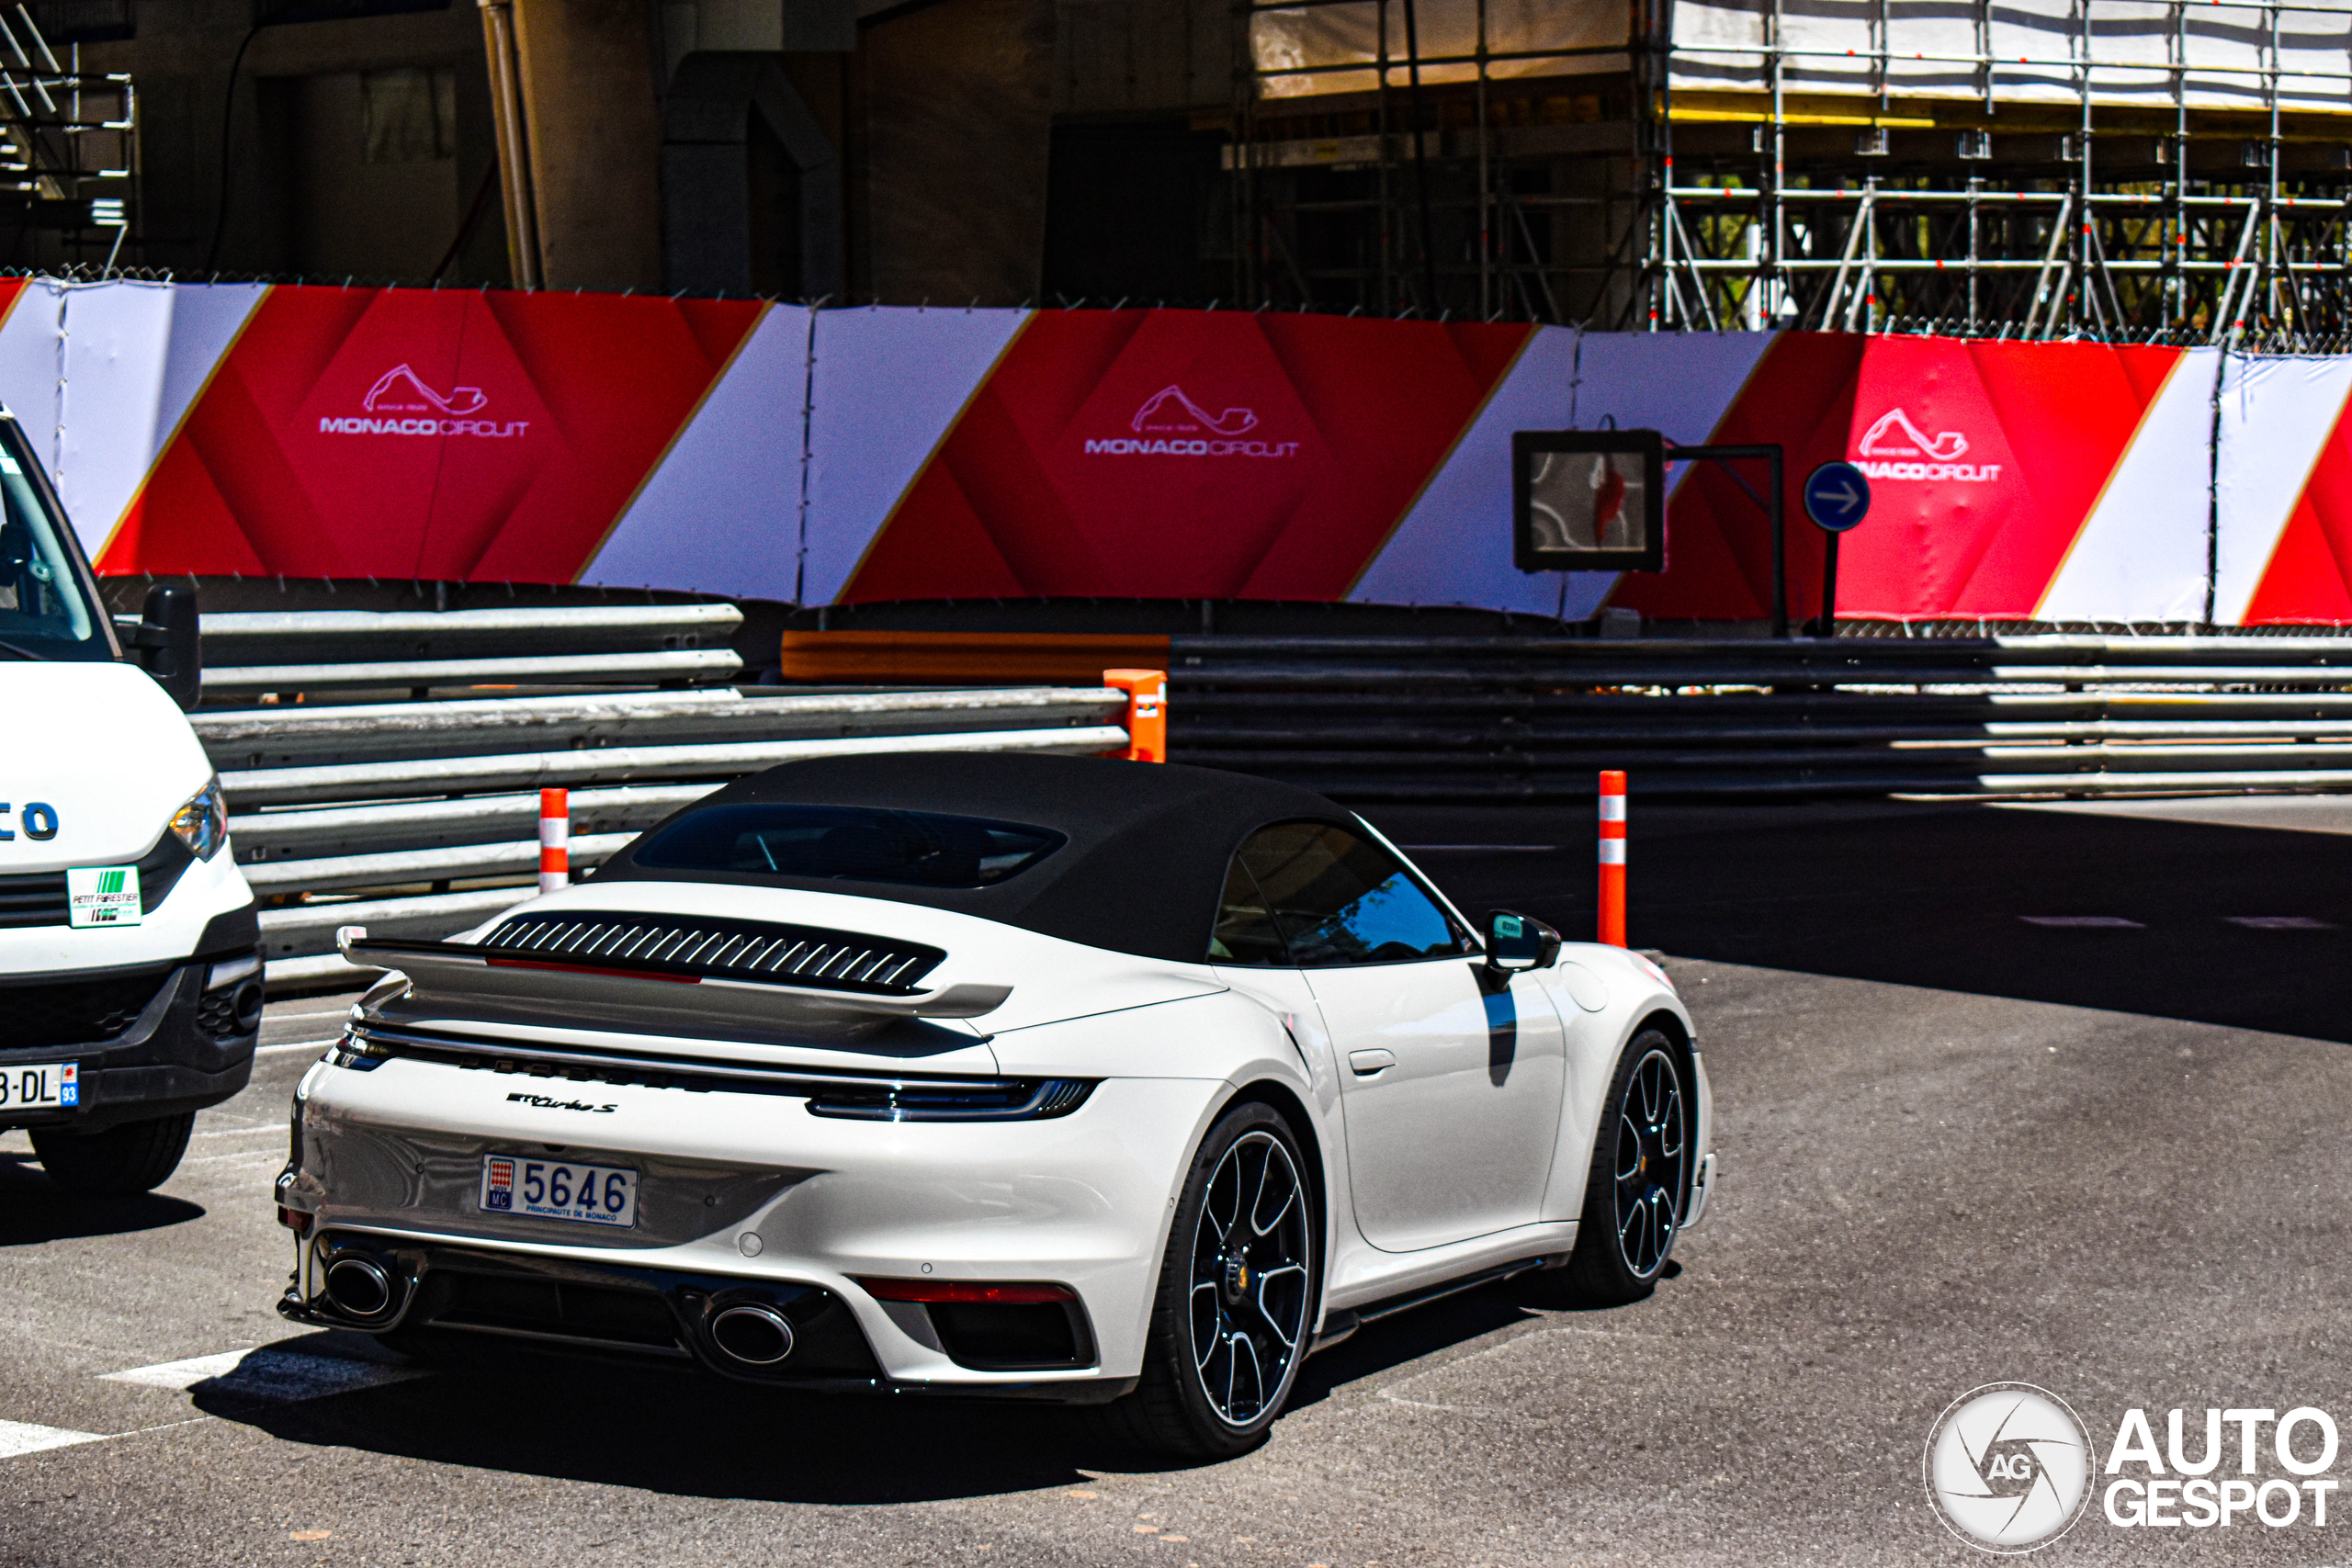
{"left": 501, "top": 0, "right": 664, "bottom": 289}
{"left": 859, "top": 0, "right": 1056, "bottom": 306}
{"left": 662, "top": 53, "right": 843, "bottom": 298}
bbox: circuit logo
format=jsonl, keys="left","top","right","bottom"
{"left": 1854, "top": 408, "right": 2002, "bottom": 483}
{"left": 318, "top": 364, "right": 530, "bottom": 439}
{"left": 1131, "top": 384, "right": 1257, "bottom": 436}
{"left": 1925, "top": 1383, "right": 2095, "bottom": 1551}
{"left": 365, "top": 364, "right": 487, "bottom": 417}
{"left": 1860, "top": 408, "right": 1969, "bottom": 461}
{"left": 1082, "top": 383, "right": 1300, "bottom": 458}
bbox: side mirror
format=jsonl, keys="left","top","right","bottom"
{"left": 1485, "top": 909, "right": 1560, "bottom": 974}
{"left": 127, "top": 582, "right": 200, "bottom": 710}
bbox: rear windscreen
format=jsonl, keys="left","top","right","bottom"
{"left": 629, "top": 804, "right": 1066, "bottom": 889}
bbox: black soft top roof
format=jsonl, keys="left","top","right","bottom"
{"left": 590, "top": 751, "right": 1356, "bottom": 963}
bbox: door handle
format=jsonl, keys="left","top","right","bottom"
{"left": 1348, "top": 1048, "right": 1396, "bottom": 1077}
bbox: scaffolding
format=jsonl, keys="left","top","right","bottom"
{"left": 0, "top": 4, "right": 132, "bottom": 265}
{"left": 1226, "top": 0, "right": 2352, "bottom": 342}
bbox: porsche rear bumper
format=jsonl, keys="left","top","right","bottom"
{"left": 278, "top": 1053, "right": 1223, "bottom": 1393}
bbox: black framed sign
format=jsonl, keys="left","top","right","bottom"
{"left": 1511, "top": 428, "right": 1667, "bottom": 573}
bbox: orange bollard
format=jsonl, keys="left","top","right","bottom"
{"left": 1597, "top": 770, "right": 1626, "bottom": 946}
{"left": 1102, "top": 669, "right": 1168, "bottom": 762}
{"left": 539, "top": 787, "right": 570, "bottom": 894}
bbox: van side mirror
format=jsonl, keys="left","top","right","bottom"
{"left": 1485, "top": 909, "right": 1560, "bottom": 974}
{"left": 128, "top": 582, "right": 200, "bottom": 710}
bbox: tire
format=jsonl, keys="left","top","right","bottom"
{"left": 1558, "top": 1030, "right": 1692, "bottom": 1307}
{"left": 30, "top": 1111, "right": 197, "bottom": 1197}
{"left": 1091, "top": 1100, "right": 1319, "bottom": 1461}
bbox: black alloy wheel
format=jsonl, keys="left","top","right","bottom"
{"left": 1190, "top": 1125, "right": 1312, "bottom": 1427}
{"left": 1559, "top": 1030, "right": 1690, "bottom": 1306}
{"left": 1092, "top": 1100, "right": 1318, "bottom": 1459}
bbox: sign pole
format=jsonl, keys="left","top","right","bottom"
{"left": 1820, "top": 530, "right": 1840, "bottom": 639}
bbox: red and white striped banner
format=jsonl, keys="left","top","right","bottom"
{"left": 0, "top": 276, "right": 2333, "bottom": 623}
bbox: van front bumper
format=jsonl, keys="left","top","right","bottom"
{"left": 0, "top": 904, "right": 263, "bottom": 1131}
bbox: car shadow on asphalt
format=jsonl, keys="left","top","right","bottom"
{"left": 198, "top": 1275, "right": 1613, "bottom": 1500}
{"left": 1378, "top": 800, "right": 2352, "bottom": 1044}
{"left": 0, "top": 1154, "right": 205, "bottom": 1242}
{"left": 1287, "top": 1264, "right": 1663, "bottom": 1413}
{"left": 202, "top": 1339, "right": 1112, "bottom": 1501}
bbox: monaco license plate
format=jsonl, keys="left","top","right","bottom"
{"left": 480, "top": 1156, "right": 637, "bottom": 1228}
{"left": 0, "top": 1063, "right": 77, "bottom": 1111}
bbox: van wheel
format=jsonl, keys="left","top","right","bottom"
{"left": 31, "top": 1112, "right": 196, "bottom": 1197}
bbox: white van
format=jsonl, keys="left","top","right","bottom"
{"left": 0, "top": 412, "right": 259, "bottom": 1195}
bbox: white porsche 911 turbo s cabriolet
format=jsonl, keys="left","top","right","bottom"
{"left": 275, "top": 753, "right": 1713, "bottom": 1458}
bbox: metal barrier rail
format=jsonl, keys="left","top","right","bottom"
{"left": 194, "top": 685, "right": 1130, "bottom": 768}
{"left": 223, "top": 677, "right": 1131, "bottom": 987}
{"left": 198, "top": 604, "right": 744, "bottom": 660}
{"left": 1165, "top": 635, "right": 2352, "bottom": 800}
{"left": 200, "top": 648, "right": 744, "bottom": 697}
{"left": 221, "top": 722, "right": 1127, "bottom": 807}
{"left": 194, "top": 604, "right": 748, "bottom": 702}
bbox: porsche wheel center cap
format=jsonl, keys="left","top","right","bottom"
{"left": 1222, "top": 1255, "right": 1250, "bottom": 1303}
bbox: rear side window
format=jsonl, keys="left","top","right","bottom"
{"left": 1208, "top": 855, "right": 1289, "bottom": 966}
{"left": 632, "top": 805, "right": 1065, "bottom": 888}
{"left": 1214, "top": 821, "right": 1470, "bottom": 966}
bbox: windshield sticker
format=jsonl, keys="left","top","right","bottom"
{"left": 66, "top": 866, "right": 141, "bottom": 928}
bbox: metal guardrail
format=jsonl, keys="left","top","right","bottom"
{"left": 193, "top": 604, "right": 748, "bottom": 702}
{"left": 194, "top": 685, "right": 1130, "bottom": 768}
{"left": 229, "top": 784, "right": 718, "bottom": 863}
{"left": 1166, "top": 634, "right": 2352, "bottom": 800}
{"left": 235, "top": 700, "right": 1125, "bottom": 987}
{"left": 198, "top": 604, "right": 744, "bottom": 657}
{"left": 201, "top": 603, "right": 1136, "bottom": 988}
{"left": 220, "top": 723, "right": 1125, "bottom": 807}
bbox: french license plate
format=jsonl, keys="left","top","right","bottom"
{"left": 0, "top": 1063, "right": 77, "bottom": 1111}
{"left": 480, "top": 1155, "right": 637, "bottom": 1228}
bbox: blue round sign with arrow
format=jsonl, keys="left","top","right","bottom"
{"left": 1803, "top": 461, "right": 1871, "bottom": 532}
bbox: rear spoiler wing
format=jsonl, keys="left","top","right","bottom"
{"left": 338, "top": 931, "right": 1012, "bottom": 1032}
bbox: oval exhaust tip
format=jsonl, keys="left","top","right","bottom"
{"left": 324, "top": 1255, "right": 393, "bottom": 1318}
{"left": 710, "top": 1303, "right": 795, "bottom": 1365}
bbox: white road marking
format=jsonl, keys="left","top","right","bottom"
{"left": 254, "top": 1039, "right": 339, "bottom": 1057}
{"left": 2018, "top": 916, "right": 2145, "bottom": 929}
{"left": 2225, "top": 916, "right": 2338, "bottom": 930}
{"left": 0, "top": 1420, "right": 106, "bottom": 1458}
{"left": 266, "top": 1008, "right": 358, "bottom": 1022}
{"left": 102, "top": 1346, "right": 424, "bottom": 1403}
{"left": 1400, "top": 844, "right": 1557, "bottom": 852}
{"left": 192, "top": 1123, "right": 283, "bottom": 1139}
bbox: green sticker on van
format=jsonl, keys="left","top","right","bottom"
{"left": 66, "top": 865, "right": 141, "bottom": 928}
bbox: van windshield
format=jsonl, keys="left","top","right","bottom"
{"left": 0, "top": 422, "right": 105, "bottom": 658}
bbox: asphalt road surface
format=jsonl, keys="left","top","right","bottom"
{"left": 6, "top": 796, "right": 2352, "bottom": 1566}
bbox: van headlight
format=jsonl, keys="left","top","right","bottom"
{"left": 169, "top": 775, "right": 229, "bottom": 861}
